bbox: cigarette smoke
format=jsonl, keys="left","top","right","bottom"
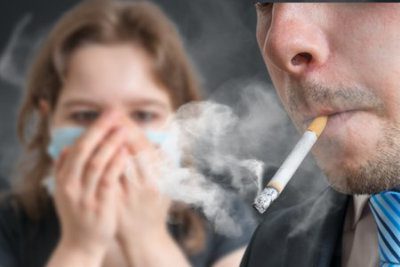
{"left": 161, "top": 100, "right": 266, "bottom": 235}
{"left": 0, "top": 14, "right": 46, "bottom": 179}
{"left": 0, "top": 14, "right": 45, "bottom": 86}
{"left": 143, "top": 81, "right": 300, "bottom": 236}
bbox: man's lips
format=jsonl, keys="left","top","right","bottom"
{"left": 302, "top": 109, "right": 359, "bottom": 130}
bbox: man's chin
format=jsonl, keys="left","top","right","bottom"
{"left": 315, "top": 152, "right": 384, "bottom": 194}
{"left": 312, "top": 117, "right": 400, "bottom": 194}
{"left": 324, "top": 165, "right": 400, "bottom": 195}
{"left": 323, "top": 171, "right": 362, "bottom": 195}
{"left": 326, "top": 178, "right": 362, "bottom": 195}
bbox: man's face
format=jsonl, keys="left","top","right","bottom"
{"left": 255, "top": 3, "right": 400, "bottom": 194}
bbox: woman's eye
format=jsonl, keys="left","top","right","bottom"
{"left": 131, "top": 111, "right": 158, "bottom": 124}
{"left": 69, "top": 111, "right": 99, "bottom": 124}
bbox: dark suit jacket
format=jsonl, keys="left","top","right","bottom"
{"left": 241, "top": 186, "right": 349, "bottom": 267}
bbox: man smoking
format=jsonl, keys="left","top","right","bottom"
{"left": 241, "top": 3, "right": 400, "bottom": 267}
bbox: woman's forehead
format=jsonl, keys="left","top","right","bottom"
{"left": 60, "top": 43, "right": 172, "bottom": 108}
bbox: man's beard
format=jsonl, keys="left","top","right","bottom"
{"left": 322, "top": 122, "right": 400, "bottom": 194}
{"left": 285, "top": 81, "right": 400, "bottom": 194}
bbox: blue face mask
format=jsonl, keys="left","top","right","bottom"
{"left": 44, "top": 126, "right": 180, "bottom": 193}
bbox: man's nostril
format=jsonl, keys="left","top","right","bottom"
{"left": 291, "top": 52, "right": 312, "bottom": 66}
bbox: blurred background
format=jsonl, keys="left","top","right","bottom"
{"left": 0, "top": 0, "right": 326, "bottom": 206}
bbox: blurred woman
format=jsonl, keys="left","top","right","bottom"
{"left": 0, "top": 0, "right": 255, "bottom": 267}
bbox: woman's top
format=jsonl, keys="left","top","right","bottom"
{"left": 0, "top": 194, "right": 256, "bottom": 267}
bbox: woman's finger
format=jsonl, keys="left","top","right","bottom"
{"left": 82, "top": 127, "right": 126, "bottom": 201}
{"left": 128, "top": 150, "right": 163, "bottom": 196}
{"left": 55, "top": 147, "right": 70, "bottom": 174}
{"left": 60, "top": 111, "right": 120, "bottom": 186}
{"left": 136, "top": 151, "right": 158, "bottom": 186}
{"left": 122, "top": 122, "right": 152, "bottom": 155}
{"left": 97, "top": 147, "right": 128, "bottom": 205}
{"left": 121, "top": 155, "right": 140, "bottom": 191}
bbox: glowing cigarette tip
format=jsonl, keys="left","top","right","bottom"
{"left": 253, "top": 116, "right": 328, "bottom": 214}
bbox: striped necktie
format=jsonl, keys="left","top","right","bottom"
{"left": 370, "top": 191, "right": 400, "bottom": 266}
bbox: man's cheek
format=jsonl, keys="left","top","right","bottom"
{"left": 274, "top": 89, "right": 297, "bottom": 126}
{"left": 267, "top": 67, "right": 287, "bottom": 102}
{"left": 256, "top": 25, "right": 265, "bottom": 49}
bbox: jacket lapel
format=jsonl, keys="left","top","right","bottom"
{"left": 284, "top": 187, "right": 349, "bottom": 267}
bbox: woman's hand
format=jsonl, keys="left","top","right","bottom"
{"left": 48, "top": 112, "right": 128, "bottom": 266}
{"left": 117, "top": 124, "right": 171, "bottom": 242}
{"left": 115, "top": 123, "right": 191, "bottom": 267}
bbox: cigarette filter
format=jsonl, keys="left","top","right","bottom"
{"left": 253, "top": 116, "right": 328, "bottom": 214}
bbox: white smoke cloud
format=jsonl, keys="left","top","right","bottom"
{"left": 0, "top": 13, "right": 44, "bottom": 87}
{"left": 135, "top": 99, "right": 264, "bottom": 236}
{"left": 139, "top": 81, "right": 300, "bottom": 235}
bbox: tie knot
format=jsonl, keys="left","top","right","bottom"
{"left": 369, "top": 191, "right": 400, "bottom": 265}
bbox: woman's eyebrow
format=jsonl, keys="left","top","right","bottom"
{"left": 125, "top": 98, "right": 170, "bottom": 110}
{"left": 60, "top": 98, "right": 170, "bottom": 110}
{"left": 60, "top": 99, "right": 100, "bottom": 109}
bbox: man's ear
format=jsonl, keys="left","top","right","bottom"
{"left": 38, "top": 99, "right": 50, "bottom": 117}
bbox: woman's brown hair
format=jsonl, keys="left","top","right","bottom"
{"left": 14, "top": 0, "right": 204, "bottom": 254}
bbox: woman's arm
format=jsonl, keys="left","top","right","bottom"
{"left": 46, "top": 241, "right": 106, "bottom": 267}
{"left": 119, "top": 225, "right": 191, "bottom": 267}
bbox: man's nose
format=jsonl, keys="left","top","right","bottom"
{"left": 263, "top": 4, "right": 330, "bottom": 76}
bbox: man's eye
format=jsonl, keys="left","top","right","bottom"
{"left": 254, "top": 2, "right": 272, "bottom": 11}
{"left": 69, "top": 111, "right": 99, "bottom": 124}
{"left": 131, "top": 111, "right": 158, "bottom": 124}
{"left": 253, "top": 0, "right": 271, "bottom": 4}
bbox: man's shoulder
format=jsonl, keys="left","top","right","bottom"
{"left": 259, "top": 186, "right": 347, "bottom": 233}
{"left": 253, "top": 186, "right": 341, "bottom": 244}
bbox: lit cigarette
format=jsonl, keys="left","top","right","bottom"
{"left": 253, "top": 116, "right": 328, "bottom": 214}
